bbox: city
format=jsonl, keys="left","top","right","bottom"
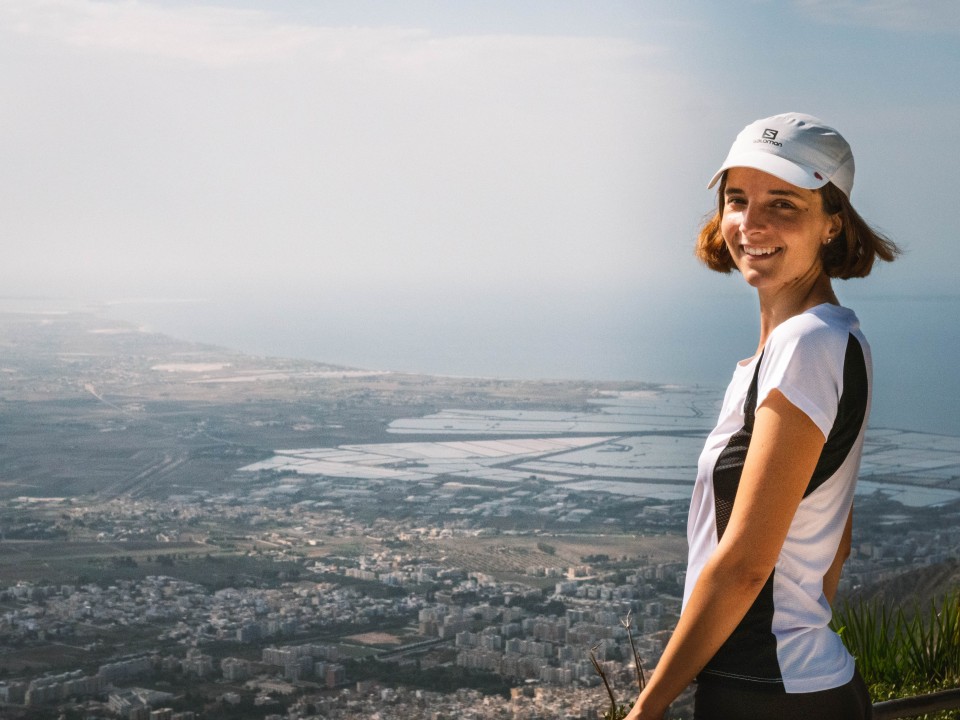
{"left": 0, "top": 310, "right": 958, "bottom": 719}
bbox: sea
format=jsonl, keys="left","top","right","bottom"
{"left": 102, "top": 288, "right": 960, "bottom": 437}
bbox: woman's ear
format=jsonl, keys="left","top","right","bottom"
{"left": 827, "top": 212, "right": 843, "bottom": 242}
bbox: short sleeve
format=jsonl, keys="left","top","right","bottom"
{"left": 755, "top": 314, "right": 847, "bottom": 440}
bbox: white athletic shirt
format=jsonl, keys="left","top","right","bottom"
{"left": 683, "top": 303, "right": 871, "bottom": 693}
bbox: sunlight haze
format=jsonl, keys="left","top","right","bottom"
{"left": 2, "top": 0, "right": 958, "bottom": 432}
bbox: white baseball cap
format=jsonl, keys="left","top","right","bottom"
{"left": 708, "top": 112, "right": 855, "bottom": 198}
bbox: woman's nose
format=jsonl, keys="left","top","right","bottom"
{"left": 739, "top": 203, "right": 764, "bottom": 233}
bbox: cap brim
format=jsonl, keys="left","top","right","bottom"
{"left": 707, "top": 150, "right": 828, "bottom": 192}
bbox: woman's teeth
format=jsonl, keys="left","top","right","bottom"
{"left": 743, "top": 246, "right": 780, "bottom": 256}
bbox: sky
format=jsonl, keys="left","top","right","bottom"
{"left": 2, "top": 0, "right": 959, "bottom": 431}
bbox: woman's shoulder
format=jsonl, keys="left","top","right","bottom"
{"left": 762, "top": 305, "right": 863, "bottom": 376}
{"left": 770, "top": 303, "right": 860, "bottom": 348}
{"left": 759, "top": 305, "right": 862, "bottom": 431}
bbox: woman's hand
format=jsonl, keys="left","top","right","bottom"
{"left": 623, "top": 692, "right": 665, "bottom": 720}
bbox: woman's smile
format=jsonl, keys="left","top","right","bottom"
{"left": 741, "top": 245, "right": 782, "bottom": 257}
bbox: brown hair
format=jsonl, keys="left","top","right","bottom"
{"left": 695, "top": 174, "right": 900, "bottom": 279}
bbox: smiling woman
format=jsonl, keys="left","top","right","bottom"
{"left": 626, "top": 114, "right": 901, "bottom": 720}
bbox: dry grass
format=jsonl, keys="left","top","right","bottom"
{"left": 426, "top": 533, "right": 686, "bottom": 577}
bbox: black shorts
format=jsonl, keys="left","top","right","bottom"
{"left": 693, "top": 670, "right": 872, "bottom": 720}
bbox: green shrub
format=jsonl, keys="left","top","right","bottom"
{"left": 833, "top": 591, "right": 960, "bottom": 718}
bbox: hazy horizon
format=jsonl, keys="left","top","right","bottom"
{"left": 84, "top": 286, "right": 959, "bottom": 438}
{"left": 2, "top": 1, "right": 958, "bottom": 435}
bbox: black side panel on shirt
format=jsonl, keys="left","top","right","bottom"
{"left": 711, "top": 352, "right": 763, "bottom": 541}
{"left": 702, "top": 334, "right": 869, "bottom": 684}
{"left": 805, "top": 335, "right": 868, "bottom": 497}
{"left": 706, "top": 353, "right": 782, "bottom": 682}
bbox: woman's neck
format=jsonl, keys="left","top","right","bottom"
{"left": 755, "top": 273, "right": 838, "bottom": 352}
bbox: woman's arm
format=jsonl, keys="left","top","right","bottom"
{"left": 626, "top": 389, "right": 827, "bottom": 719}
{"left": 823, "top": 507, "right": 853, "bottom": 605}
